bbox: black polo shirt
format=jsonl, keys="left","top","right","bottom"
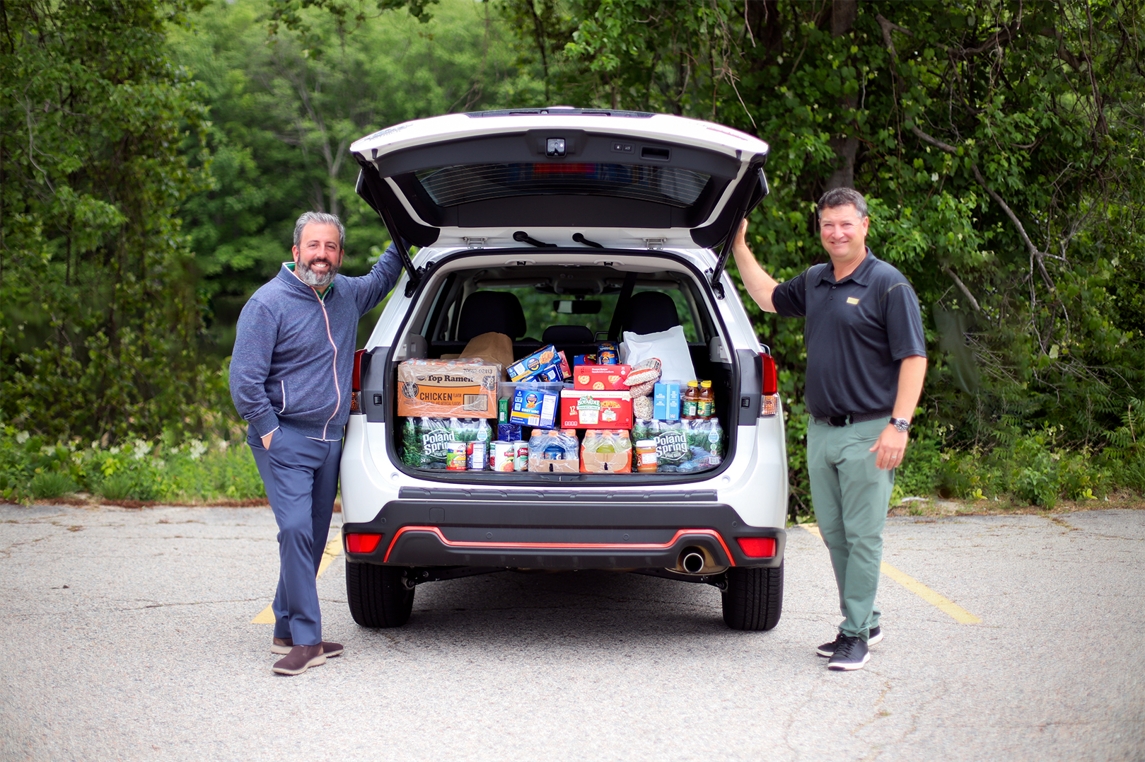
{"left": 771, "top": 250, "right": 926, "bottom": 420}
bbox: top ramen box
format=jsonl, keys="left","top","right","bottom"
{"left": 573, "top": 363, "right": 631, "bottom": 391}
{"left": 397, "top": 359, "right": 499, "bottom": 419}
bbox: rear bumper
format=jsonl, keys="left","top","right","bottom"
{"left": 342, "top": 499, "right": 786, "bottom": 570}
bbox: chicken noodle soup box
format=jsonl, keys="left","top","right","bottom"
{"left": 397, "top": 359, "right": 499, "bottom": 419}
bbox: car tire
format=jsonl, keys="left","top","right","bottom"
{"left": 346, "top": 561, "right": 414, "bottom": 628}
{"left": 721, "top": 560, "right": 783, "bottom": 631}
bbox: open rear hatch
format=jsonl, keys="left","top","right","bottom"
{"left": 350, "top": 108, "right": 769, "bottom": 295}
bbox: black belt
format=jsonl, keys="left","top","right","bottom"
{"left": 814, "top": 410, "right": 892, "bottom": 427}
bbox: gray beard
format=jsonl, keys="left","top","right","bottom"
{"left": 296, "top": 259, "right": 338, "bottom": 290}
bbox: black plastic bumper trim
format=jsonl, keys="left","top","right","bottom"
{"left": 342, "top": 499, "right": 786, "bottom": 570}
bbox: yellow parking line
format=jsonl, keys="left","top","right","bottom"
{"left": 251, "top": 536, "right": 344, "bottom": 624}
{"left": 801, "top": 524, "right": 981, "bottom": 625}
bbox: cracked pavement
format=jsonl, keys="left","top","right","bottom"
{"left": 0, "top": 504, "right": 1142, "bottom": 761}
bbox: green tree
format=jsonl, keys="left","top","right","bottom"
{"left": 498, "top": 0, "right": 1145, "bottom": 512}
{"left": 171, "top": 0, "right": 541, "bottom": 355}
{"left": 0, "top": 0, "right": 218, "bottom": 443}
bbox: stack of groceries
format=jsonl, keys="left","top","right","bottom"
{"left": 397, "top": 338, "right": 723, "bottom": 474}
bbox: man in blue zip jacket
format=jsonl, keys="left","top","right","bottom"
{"left": 231, "top": 211, "right": 403, "bottom": 676}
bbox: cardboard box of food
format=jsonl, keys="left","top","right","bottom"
{"left": 397, "top": 359, "right": 499, "bottom": 419}
{"left": 573, "top": 364, "right": 631, "bottom": 391}
{"left": 506, "top": 344, "right": 563, "bottom": 382}
{"left": 559, "top": 390, "right": 633, "bottom": 429}
{"left": 509, "top": 386, "right": 560, "bottom": 428}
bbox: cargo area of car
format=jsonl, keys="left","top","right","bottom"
{"left": 358, "top": 252, "right": 750, "bottom": 484}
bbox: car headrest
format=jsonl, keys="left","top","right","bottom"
{"left": 623, "top": 291, "right": 680, "bottom": 335}
{"left": 458, "top": 291, "right": 528, "bottom": 342}
{"left": 541, "top": 325, "right": 595, "bottom": 345}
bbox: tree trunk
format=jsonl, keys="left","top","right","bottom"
{"left": 824, "top": 0, "right": 859, "bottom": 191}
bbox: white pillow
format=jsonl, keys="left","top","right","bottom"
{"left": 620, "top": 325, "right": 696, "bottom": 384}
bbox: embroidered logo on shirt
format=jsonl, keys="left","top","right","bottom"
{"left": 846, "top": 297, "right": 860, "bottom": 305}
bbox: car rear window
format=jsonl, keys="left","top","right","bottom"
{"left": 415, "top": 163, "right": 711, "bottom": 209}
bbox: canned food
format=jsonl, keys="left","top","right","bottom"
{"left": 446, "top": 441, "right": 467, "bottom": 471}
{"left": 467, "top": 441, "right": 487, "bottom": 471}
{"left": 513, "top": 440, "right": 529, "bottom": 472}
{"left": 491, "top": 442, "right": 515, "bottom": 472}
{"left": 597, "top": 341, "right": 618, "bottom": 365}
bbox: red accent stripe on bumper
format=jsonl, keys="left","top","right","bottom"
{"left": 381, "top": 526, "right": 737, "bottom": 566}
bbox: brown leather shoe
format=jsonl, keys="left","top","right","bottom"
{"left": 272, "top": 644, "right": 326, "bottom": 676}
{"left": 272, "top": 637, "right": 344, "bottom": 658}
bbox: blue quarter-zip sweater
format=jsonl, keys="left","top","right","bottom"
{"left": 230, "top": 244, "right": 403, "bottom": 441}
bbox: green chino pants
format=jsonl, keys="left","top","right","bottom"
{"left": 807, "top": 416, "right": 895, "bottom": 642}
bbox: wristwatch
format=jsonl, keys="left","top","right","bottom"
{"left": 889, "top": 417, "right": 911, "bottom": 433}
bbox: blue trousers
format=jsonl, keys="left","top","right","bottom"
{"left": 248, "top": 426, "right": 342, "bottom": 646}
{"left": 806, "top": 417, "right": 895, "bottom": 642}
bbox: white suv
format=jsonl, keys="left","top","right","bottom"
{"left": 340, "top": 108, "right": 788, "bottom": 630}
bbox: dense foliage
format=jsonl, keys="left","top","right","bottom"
{"left": 2, "top": 0, "right": 1142, "bottom": 509}
{"left": 169, "top": 0, "right": 535, "bottom": 353}
{"left": 495, "top": 0, "right": 1145, "bottom": 511}
{"left": 0, "top": 0, "right": 219, "bottom": 442}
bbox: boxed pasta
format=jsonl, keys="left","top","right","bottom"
{"left": 510, "top": 385, "right": 560, "bottom": 428}
{"left": 506, "top": 344, "right": 563, "bottom": 382}
{"left": 397, "top": 359, "right": 499, "bottom": 419}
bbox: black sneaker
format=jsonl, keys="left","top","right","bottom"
{"left": 816, "top": 626, "right": 882, "bottom": 657}
{"left": 827, "top": 636, "right": 870, "bottom": 671}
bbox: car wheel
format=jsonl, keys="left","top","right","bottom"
{"left": 346, "top": 561, "right": 414, "bottom": 628}
{"left": 721, "top": 560, "right": 783, "bottom": 631}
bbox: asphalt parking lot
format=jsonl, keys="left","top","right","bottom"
{"left": 1, "top": 503, "right": 1142, "bottom": 761}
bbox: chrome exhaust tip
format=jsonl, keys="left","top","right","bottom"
{"left": 680, "top": 549, "right": 705, "bottom": 574}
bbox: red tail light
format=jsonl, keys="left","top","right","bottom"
{"left": 761, "top": 353, "right": 778, "bottom": 395}
{"left": 346, "top": 532, "right": 383, "bottom": 554}
{"left": 352, "top": 349, "right": 366, "bottom": 392}
{"left": 350, "top": 349, "right": 366, "bottom": 413}
{"left": 736, "top": 536, "right": 776, "bottom": 558}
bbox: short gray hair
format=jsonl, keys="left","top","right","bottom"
{"left": 817, "top": 187, "right": 869, "bottom": 219}
{"left": 293, "top": 211, "right": 345, "bottom": 250}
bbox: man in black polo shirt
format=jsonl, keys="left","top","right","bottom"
{"left": 732, "top": 187, "right": 927, "bottom": 671}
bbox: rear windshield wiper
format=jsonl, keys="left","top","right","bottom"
{"left": 573, "top": 233, "right": 603, "bottom": 248}
{"left": 513, "top": 230, "right": 557, "bottom": 248}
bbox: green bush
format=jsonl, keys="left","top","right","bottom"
{"left": 0, "top": 426, "right": 264, "bottom": 504}
{"left": 29, "top": 472, "right": 79, "bottom": 500}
